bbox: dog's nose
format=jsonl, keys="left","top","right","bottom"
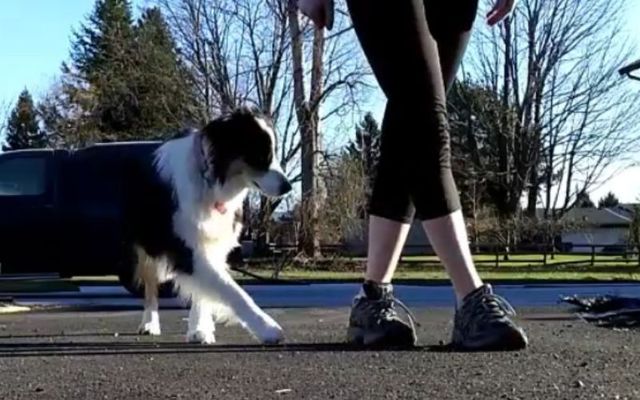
{"left": 280, "top": 180, "right": 292, "bottom": 195}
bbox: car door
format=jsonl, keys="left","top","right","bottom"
{"left": 0, "top": 150, "right": 57, "bottom": 274}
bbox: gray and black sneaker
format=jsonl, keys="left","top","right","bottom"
{"left": 346, "top": 281, "right": 418, "bottom": 348}
{"left": 451, "top": 284, "right": 528, "bottom": 351}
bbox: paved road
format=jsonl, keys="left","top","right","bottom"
{"left": 8, "top": 282, "right": 640, "bottom": 310}
{"left": 0, "top": 306, "right": 638, "bottom": 399}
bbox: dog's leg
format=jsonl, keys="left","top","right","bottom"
{"left": 175, "top": 251, "right": 284, "bottom": 344}
{"left": 136, "top": 250, "right": 162, "bottom": 336}
{"left": 138, "top": 281, "right": 161, "bottom": 335}
{"left": 186, "top": 297, "right": 216, "bottom": 344}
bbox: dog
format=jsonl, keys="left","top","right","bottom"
{"left": 122, "top": 107, "right": 292, "bottom": 344}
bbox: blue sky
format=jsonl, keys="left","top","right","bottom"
{"left": 0, "top": 0, "right": 147, "bottom": 102}
{"left": 0, "top": 0, "right": 639, "bottom": 202}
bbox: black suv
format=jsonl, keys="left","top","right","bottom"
{"left": 0, "top": 141, "right": 178, "bottom": 296}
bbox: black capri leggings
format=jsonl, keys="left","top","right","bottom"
{"left": 346, "top": 0, "right": 479, "bottom": 223}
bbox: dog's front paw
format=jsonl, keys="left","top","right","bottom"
{"left": 257, "top": 321, "right": 284, "bottom": 345}
{"left": 138, "top": 322, "right": 161, "bottom": 336}
{"left": 187, "top": 330, "right": 216, "bottom": 345}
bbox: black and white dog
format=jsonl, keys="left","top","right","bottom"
{"left": 122, "top": 107, "right": 291, "bottom": 345}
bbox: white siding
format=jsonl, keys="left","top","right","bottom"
{"left": 561, "top": 227, "right": 629, "bottom": 253}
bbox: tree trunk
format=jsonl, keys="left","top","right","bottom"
{"left": 254, "top": 196, "right": 272, "bottom": 256}
{"left": 288, "top": 0, "right": 321, "bottom": 258}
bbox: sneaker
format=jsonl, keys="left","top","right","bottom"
{"left": 451, "top": 284, "right": 528, "bottom": 351}
{"left": 346, "top": 281, "right": 418, "bottom": 347}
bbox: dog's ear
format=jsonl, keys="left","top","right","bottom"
{"left": 199, "top": 117, "right": 242, "bottom": 183}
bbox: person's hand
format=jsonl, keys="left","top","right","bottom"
{"left": 486, "top": 0, "right": 518, "bottom": 26}
{"left": 297, "top": 0, "right": 334, "bottom": 30}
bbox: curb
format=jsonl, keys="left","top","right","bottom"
{"left": 0, "top": 304, "right": 31, "bottom": 314}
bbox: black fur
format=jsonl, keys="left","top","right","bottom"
{"left": 122, "top": 149, "right": 194, "bottom": 274}
{"left": 120, "top": 108, "right": 272, "bottom": 276}
{"left": 202, "top": 107, "right": 275, "bottom": 183}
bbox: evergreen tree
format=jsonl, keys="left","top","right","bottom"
{"left": 346, "top": 112, "right": 381, "bottom": 183}
{"left": 71, "top": 0, "right": 134, "bottom": 79}
{"left": 60, "top": 1, "right": 197, "bottom": 143}
{"left": 343, "top": 112, "right": 381, "bottom": 216}
{"left": 68, "top": 0, "right": 138, "bottom": 136}
{"left": 598, "top": 191, "right": 620, "bottom": 209}
{"left": 576, "top": 190, "right": 595, "bottom": 208}
{"left": 3, "top": 89, "right": 47, "bottom": 151}
{"left": 131, "top": 7, "right": 198, "bottom": 136}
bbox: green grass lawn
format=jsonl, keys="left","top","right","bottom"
{"left": 1, "top": 253, "right": 638, "bottom": 293}
{"left": 397, "top": 253, "right": 637, "bottom": 267}
{"left": 235, "top": 253, "right": 640, "bottom": 283}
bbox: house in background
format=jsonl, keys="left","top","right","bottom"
{"left": 559, "top": 206, "right": 635, "bottom": 253}
{"left": 342, "top": 220, "right": 430, "bottom": 256}
{"left": 261, "top": 203, "right": 637, "bottom": 256}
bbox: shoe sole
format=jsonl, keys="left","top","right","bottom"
{"left": 452, "top": 326, "right": 529, "bottom": 352}
{"left": 347, "top": 326, "right": 417, "bottom": 348}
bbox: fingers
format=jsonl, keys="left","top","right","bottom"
{"left": 485, "top": 0, "right": 502, "bottom": 21}
{"left": 296, "top": 0, "right": 333, "bottom": 31}
{"left": 324, "top": 0, "right": 334, "bottom": 30}
{"left": 487, "top": 0, "right": 515, "bottom": 26}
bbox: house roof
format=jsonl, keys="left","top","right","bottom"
{"left": 562, "top": 207, "right": 633, "bottom": 226}
{"left": 616, "top": 203, "right": 639, "bottom": 217}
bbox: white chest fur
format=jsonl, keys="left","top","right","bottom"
{"left": 155, "top": 133, "right": 246, "bottom": 264}
{"left": 199, "top": 209, "right": 238, "bottom": 247}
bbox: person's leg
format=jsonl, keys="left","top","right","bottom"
{"left": 364, "top": 100, "right": 416, "bottom": 285}
{"left": 410, "top": 0, "right": 482, "bottom": 304}
{"left": 364, "top": 216, "right": 411, "bottom": 284}
{"left": 352, "top": 0, "right": 476, "bottom": 294}
{"left": 406, "top": 0, "right": 527, "bottom": 350}
{"left": 345, "top": 0, "right": 527, "bottom": 350}
{"left": 347, "top": 100, "right": 418, "bottom": 347}
{"left": 345, "top": 0, "right": 439, "bottom": 347}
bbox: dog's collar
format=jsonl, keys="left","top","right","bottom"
{"left": 194, "top": 134, "right": 227, "bottom": 215}
{"left": 194, "top": 133, "right": 215, "bottom": 187}
{"left": 213, "top": 201, "right": 227, "bottom": 214}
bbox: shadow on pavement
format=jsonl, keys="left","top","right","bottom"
{"left": 0, "top": 332, "right": 144, "bottom": 339}
{"left": 0, "top": 341, "right": 432, "bottom": 358}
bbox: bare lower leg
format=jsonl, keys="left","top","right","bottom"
{"left": 422, "top": 209, "right": 483, "bottom": 303}
{"left": 365, "top": 215, "right": 412, "bottom": 284}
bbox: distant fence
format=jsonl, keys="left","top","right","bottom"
{"left": 255, "top": 243, "right": 640, "bottom": 269}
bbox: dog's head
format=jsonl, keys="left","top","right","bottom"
{"left": 198, "top": 107, "right": 292, "bottom": 199}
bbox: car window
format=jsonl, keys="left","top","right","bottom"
{"left": 0, "top": 157, "right": 47, "bottom": 196}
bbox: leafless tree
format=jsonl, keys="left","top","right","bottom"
{"left": 466, "top": 0, "right": 640, "bottom": 220}
{"left": 158, "top": 0, "right": 301, "bottom": 252}
{"left": 288, "top": 0, "right": 370, "bottom": 257}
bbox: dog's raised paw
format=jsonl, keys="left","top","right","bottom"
{"left": 138, "top": 322, "right": 161, "bottom": 336}
{"left": 187, "top": 330, "right": 216, "bottom": 345}
{"left": 257, "top": 323, "right": 285, "bottom": 345}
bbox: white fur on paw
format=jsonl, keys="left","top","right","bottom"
{"left": 187, "top": 330, "right": 216, "bottom": 344}
{"left": 257, "top": 322, "right": 284, "bottom": 345}
{"left": 138, "top": 322, "right": 161, "bottom": 336}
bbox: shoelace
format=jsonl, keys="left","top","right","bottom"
{"left": 479, "top": 292, "right": 517, "bottom": 318}
{"left": 374, "top": 296, "right": 421, "bottom": 332}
